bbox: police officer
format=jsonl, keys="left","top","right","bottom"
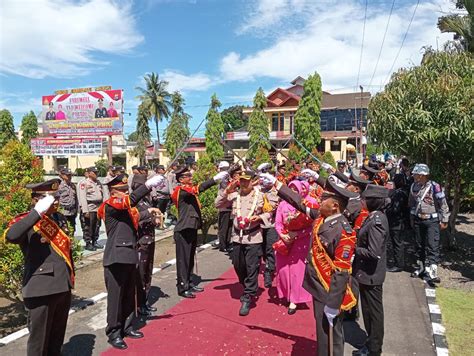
{"left": 58, "top": 167, "right": 78, "bottom": 236}
{"left": 215, "top": 161, "right": 233, "bottom": 253}
{"left": 260, "top": 170, "right": 359, "bottom": 356}
{"left": 77, "top": 170, "right": 89, "bottom": 241}
{"left": 171, "top": 165, "right": 228, "bottom": 298}
{"left": 5, "top": 179, "right": 74, "bottom": 356}
{"left": 98, "top": 173, "right": 166, "bottom": 349}
{"left": 352, "top": 185, "right": 390, "bottom": 356}
{"left": 409, "top": 164, "right": 450, "bottom": 283}
{"left": 95, "top": 98, "right": 108, "bottom": 118}
{"left": 77, "top": 167, "right": 103, "bottom": 251}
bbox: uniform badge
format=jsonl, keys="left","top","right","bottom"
{"left": 51, "top": 182, "right": 59, "bottom": 190}
{"left": 342, "top": 245, "right": 351, "bottom": 259}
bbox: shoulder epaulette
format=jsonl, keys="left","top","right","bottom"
{"left": 341, "top": 220, "right": 353, "bottom": 234}
{"left": 374, "top": 214, "right": 383, "bottom": 225}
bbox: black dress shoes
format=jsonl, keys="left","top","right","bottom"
{"left": 178, "top": 290, "right": 196, "bottom": 298}
{"left": 264, "top": 271, "right": 273, "bottom": 288}
{"left": 191, "top": 286, "right": 204, "bottom": 293}
{"left": 108, "top": 337, "right": 128, "bottom": 350}
{"left": 138, "top": 307, "right": 151, "bottom": 316}
{"left": 93, "top": 242, "right": 104, "bottom": 249}
{"left": 125, "top": 330, "right": 144, "bottom": 339}
{"left": 388, "top": 266, "right": 403, "bottom": 273}
{"left": 84, "top": 243, "right": 96, "bottom": 251}
{"left": 288, "top": 307, "right": 297, "bottom": 315}
{"left": 239, "top": 300, "right": 251, "bottom": 316}
{"left": 146, "top": 304, "right": 157, "bottom": 312}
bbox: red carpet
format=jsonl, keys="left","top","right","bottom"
{"left": 102, "top": 267, "right": 316, "bottom": 355}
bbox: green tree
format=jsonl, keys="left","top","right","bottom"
{"left": 164, "top": 92, "right": 190, "bottom": 160}
{"left": 437, "top": 0, "right": 473, "bottom": 53}
{"left": 131, "top": 103, "right": 152, "bottom": 164}
{"left": 205, "top": 94, "right": 225, "bottom": 162}
{"left": 322, "top": 151, "right": 336, "bottom": 168}
{"left": 253, "top": 145, "right": 272, "bottom": 168}
{"left": 247, "top": 88, "right": 270, "bottom": 160}
{"left": 127, "top": 131, "right": 138, "bottom": 142}
{"left": 369, "top": 48, "right": 473, "bottom": 240}
{"left": 221, "top": 105, "right": 248, "bottom": 132}
{"left": 287, "top": 143, "right": 301, "bottom": 162}
{"left": 192, "top": 154, "right": 218, "bottom": 239}
{"left": 294, "top": 72, "right": 322, "bottom": 153}
{"left": 136, "top": 72, "right": 171, "bottom": 147}
{"left": 94, "top": 159, "right": 108, "bottom": 177}
{"left": 0, "top": 109, "right": 16, "bottom": 149}
{"left": 20, "top": 111, "right": 38, "bottom": 147}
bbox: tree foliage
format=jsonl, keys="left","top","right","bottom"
{"left": 0, "top": 109, "right": 16, "bottom": 149}
{"left": 205, "top": 94, "right": 225, "bottom": 162}
{"left": 192, "top": 154, "right": 218, "bottom": 239}
{"left": 136, "top": 72, "right": 171, "bottom": 147}
{"left": 369, "top": 48, "right": 473, "bottom": 238}
{"left": 20, "top": 111, "right": 38, "bottom": 147}
{"left": 221, "top": 105, "right": 248, "bottom": 132}
{"left": 253, "top": 145, "right": 272, "bottom": 168}
{"left": 294, "top": 72, "right": 322, "bottom": 152}
{"left": 437, "top": 0, "right": 473, "bottom": 53}
{"left": 131, "top": 103, "right": 152, "bottom": 164}
{"left": 247, "top": 88, "right": 270, "bottom": 160}
{"left": 287, "top": 143, "right": 301, "bottom": 162}
{"left": 94, "top": 159, "right": 108, "bottom": 177}
{"left": 164, "top": 92, "right": 190, "bottom": 160}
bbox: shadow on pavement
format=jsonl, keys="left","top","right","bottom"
{"left": 62, "top": 333, "right": 96, "bottom": 356}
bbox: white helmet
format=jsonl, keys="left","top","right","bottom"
{"left": 413, "top": 163, "right": 430, "bottom": 175}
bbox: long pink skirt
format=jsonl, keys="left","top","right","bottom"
{"left": 275, "top": 228, "right": 312, "bottom": 304}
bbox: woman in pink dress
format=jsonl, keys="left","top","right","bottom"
{"left": 107, "top": 101, "right": 118, "bottom": 117}
{"left": 275, "top": 180, "right": 317, "bottom": 314}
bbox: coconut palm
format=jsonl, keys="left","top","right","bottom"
{"left": 136, "top": 72, "right": 171, "bottom": 147}
{"left": 437, "top": 0, "right": 473, "bottom": 53}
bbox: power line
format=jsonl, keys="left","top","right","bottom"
{"left": 383, "top": 0, "right": 420, "bottom": 87}
{"left": 355, "top": 0, "right": 369, "bottom": 92}
{"left": 368, "top": 0, "right": 396, "bottom": 89}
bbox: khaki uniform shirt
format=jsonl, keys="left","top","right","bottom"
{"left": 77, "top": 178, "right": 103, "bottom": 213}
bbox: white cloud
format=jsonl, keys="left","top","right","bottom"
{"left": 161, "top": 70, "right": 214, "bottom": 93}
{"left": 223, "top": 0, "right": 453, "bottom": 90}
{"left": 0, "top": 0, "right": 144, "bottom": 79}
{"left": 0, "top": 91, "right": 39, "bottom": 115}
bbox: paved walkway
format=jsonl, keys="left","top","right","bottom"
{"left": 1, "top": 244, "right": 436, "bottom": 355}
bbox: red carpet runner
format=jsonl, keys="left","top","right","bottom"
{"left": 103, "top": 267, "right": 316, "bottom": 355}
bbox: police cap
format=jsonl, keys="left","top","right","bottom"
{"left": 361, "top": 184, "right": 389, "bottom": 199}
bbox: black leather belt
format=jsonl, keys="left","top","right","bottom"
{"left": 234, "top": 225, "right": 260, "bottom": 235}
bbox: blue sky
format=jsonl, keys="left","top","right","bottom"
{"left": 0, "top": 0, "right": 454, "bottom": 139}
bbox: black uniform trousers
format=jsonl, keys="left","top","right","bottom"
{"left": 64, "top": 215, "right": 77, "bottom": 236}
{"left": 83, "top": 212, "right": 99, "bottom": 244}
{"left": 232, "top": 243, "right": 261, "bottom": 297}
{"left": 262, "top": 227, "right": 278, "bottom": 273}
{"left": 174, "top": 229, "right": 198, "bottom": 294}
{"left": 389, "top": 223, "right": 404, "bottom": 268}
{"left": 217, "top": 211, "right": 232, "bottom": 251}
{"left": 137, "top": 243, "right": 155, "bottom": 307}
{"left": 414, "top": 217, "right": 440, "bottom": 265}
{"left": 157, "top": 198, "right": 170, "bottom": 216}
{"left": 79, "top": 212, "right": 87, "bottom": 239}
{"left": 104, "top": 263, "right": 136, "bottom": 340}
{"left": 313, "top": 298, "right": 344, "bottom": 356}
{"left": 24, "top": 291, "right": 71, "bottom": 356}
{"left": 360, "top": 284, "right": 384, "bottom": 356}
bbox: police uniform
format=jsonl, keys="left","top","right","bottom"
{"left": 215, "top": 169, "right": 233, "bottom": 253}
{"left": 409, "top": 164, "right": 450, "bottom": 281}
{"left": 132, "top": 174, "right": 157, "bottom": 314}
{"left": 259, "top": 185, "right": 279, "bottom": 288}
{"left": 171, "top": 166, "right": 217, "bottom": 297}
{"left": 77, "top": 172, "right": 89, "bottom": 239}
{"left": 77, "top": 167, "right": 103, "bottom": 250}
{"left": 58, "top": 168, "right": 78, "bottom": 236}
{"left": 353, "top": 185, "right": 390, "bottom": 356}
{"left": 98, "top": 174, "right": 152, "bottom": 349}
{"left": 5, "top": 179, "right": 74, "bottom": 356}
{"left": 275, "top": 178, "right": 359, "bottom": 356}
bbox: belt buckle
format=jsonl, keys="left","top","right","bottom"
{"left": 420, "top": 213, "right": 429, "bottom": 219}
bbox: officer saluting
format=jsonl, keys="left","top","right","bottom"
{"left": 5, "top": 179, "right": 74, "bottom": 356}
{"left": 260, "top": 170, "right": 359, "bottom": 356}
{"left": 97, "top": 173, "right": 166, "bottom": 350}
{"left": 352, "top": 185, "right": 390, "bottom": 356}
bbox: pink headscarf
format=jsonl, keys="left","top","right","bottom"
{"left": 278, "top": 180, "right": 317, "bottom": 214}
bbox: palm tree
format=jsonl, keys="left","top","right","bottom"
{"left": 437, "top": 0, "right": 473, "bottom": 53}
{"left": 136, "top": 72, "right": 172, "bottom": 147}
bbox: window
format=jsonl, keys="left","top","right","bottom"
{"left": 271, "top": 112, "right": 285, "bottom": 131}
{"left": 330, "top": 140, "right": 341, "bottom": 151}
{"left": 289, "top": 111, "right": 295, "bottom": 134}
{"left": 272, "top": 113, "right": 279, "bottom": 131}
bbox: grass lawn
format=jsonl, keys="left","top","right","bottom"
{"left": 436, "top": 287, "right": 474, "bottom": 356}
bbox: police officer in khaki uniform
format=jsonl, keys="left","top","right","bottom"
{"left": 5, "top": 179, "right": 74, "bottom": 356}
{"left": 77, "top": 166, "right": 103, "bottom": 251}
{"left": 409, "top": 163, "right": 450, "bottom": 283}
{"left": 58, "top": 168, "right": 78, "bottom": 236}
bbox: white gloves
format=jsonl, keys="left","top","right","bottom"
{"left": 213, "top": 171, "right": 229, "bottom": 183}
{"left": 301, "top": 169, "right": 319, "bottom": 180}
{"left": 257, "top": 162, "right": 272, "bottom": 173}
{"left": 259, "top": 173, "right": 276, "bottom": 187}
{"left": 34, "top": 195, "right": 55, "bottom": 216}
{"left": 145, "top": 175, "right": 166, "bottom": 189}
{"left": 323, "top": 305, "right": 339, "bottom": 327}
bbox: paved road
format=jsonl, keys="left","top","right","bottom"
{"left": 1, "top": 246, "right": 435, "bottom": 355}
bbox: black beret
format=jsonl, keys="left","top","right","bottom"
{"left": 239, "top": 170, "right": 256, "bottom": 180}
{"left": 361, "top": 184, "right": 389, "bottom": 199}
{"left": 324, "top": 179, "right": 359, "bottom": 202}
{"left": 60, "top": 168, "right": 72, "bottom": 175}
{"left": 106, "top": 173, "right": 129, "bottom": 188}
{"left": 137, "top": 165, "right": 148, "bottom": 171}
{"left": 348, "top": 172, "right": 373, "bottom": 188}
{"left": 132, "top": 174, "right": 147, "bottom": 187}
{"left": 26, "top": 178, "right": 61, "bottom": 194}
{"left": 131, "top": 165, "right": 139, "bottom": 170}
{"left": 85, "top": 166, "right": 98, "bottom": 173}
{"left": 175, "top": 165, "right": 191, "bottom": 180}
{"left": 113, "top": 165, "right": 125, "bottom": 172}
{"left": 155, "top": 164, "right": 165, "bottom": 170}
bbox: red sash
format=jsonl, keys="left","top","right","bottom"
{"left": 35, "top": 215, "right": 75, "bottom": 286}
{"left": 354, "top": 209, "right": 369, "bottom": 231}
{"left": 98, "top": 195, "right": 140, "bottom": 230}
{"left": 310, "top": 217, "right": 357, "bottom": 311}
{"left": 171, "top": 185, "right": 201, "bottom": 211}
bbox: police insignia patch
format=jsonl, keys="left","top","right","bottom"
{"left": 342, "top": 245, "right": 351, "bottom": 259}
{"left": 51, "top": 182, "right": 59, "bottom": 190}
